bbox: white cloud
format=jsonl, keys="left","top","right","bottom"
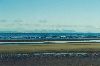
{"left": 0, "top": 21, "right": 99, "bottom": 33}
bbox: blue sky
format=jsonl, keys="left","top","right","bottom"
{"left": 0, "top": 0, "right": 100, "bottom": 32}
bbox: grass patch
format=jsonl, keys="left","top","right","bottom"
{"left": 0, "top": 43, "right": 100, "bottom": 53}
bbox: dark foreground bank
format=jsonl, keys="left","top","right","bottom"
{"left": 0, "top": 53, "right": 100, "bottom": 66}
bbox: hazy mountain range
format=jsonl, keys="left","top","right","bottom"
{"left": 0, "top": 23, "right": 99, "bottom": 33}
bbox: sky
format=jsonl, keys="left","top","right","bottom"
{"left": 0, "top": 0, "right": 100, "bottom": 32}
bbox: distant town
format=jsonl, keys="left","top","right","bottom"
{"left": 0, "top": 33, "right": 100, "bottom": 42}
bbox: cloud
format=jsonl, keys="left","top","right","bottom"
{"left": 38, "top": 19, "right": 47, "bottom": 23}
{"left": 0, "top": 19, "right": 7, "bottom": 22}
{"left": 0, "top": 19, "right": 99, "bottom": 33}
{"left": 0, "top": 19, "right": 24, "bottom": 23}
{"left": 14, "top": 19, "right": 23, "bottom": 22}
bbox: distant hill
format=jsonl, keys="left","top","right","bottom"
{"left": 0, "top": 29, "right": 77, "bottom": 33}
